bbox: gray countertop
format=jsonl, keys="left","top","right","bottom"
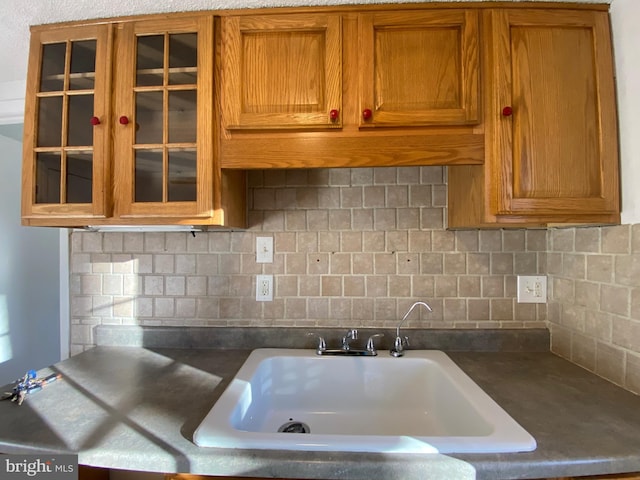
{"left": 2, "top": 345, "right": 640, "bottom": 480}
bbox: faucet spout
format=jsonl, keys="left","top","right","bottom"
{"left": 396, "top": 301, "right": 432, "bottom": 338}
{"left": 341, "top": 329, "right": 358, "bottom": 351}
{"left": 391, "top": 301, "right": 432, "bottom": 357}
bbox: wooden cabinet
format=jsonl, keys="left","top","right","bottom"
{"left": 22, "top": 24, "right": 113, "bottom": 223}
{"left": 221, "top": 13, "right": 342, "bottom": 130}
{"left": 448, "top": 9, "right": 619, "bottom": 227}
{"left": 20, "top": 4, "right": 620, "bottom": 228}
{"left": 22, "top": 17, "right": 246, "bottom": 228}
{"left": 359, "top": 9, "right": 479, "bottom": 127}
{"left": 218, "top": 8, "right": 484, "bottom": 169}
{"left": 221, "top": 9, "right": 479, "bottom": 130}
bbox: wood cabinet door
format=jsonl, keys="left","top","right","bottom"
{"left": 489, "top": 9, "right": 619, "bottom": 218}
{"left": 221, "top": 13, "right": 342, "bottom": 130}
{"left": 113, "top": 17, "right": 215, "bottom": 220}
{"left": 22, "top": 24, "right": 112, "bottom": 225}
{"left": 358, "top": 10, "right": 480, "bottom": 127}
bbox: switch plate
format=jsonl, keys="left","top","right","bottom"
{"left": 256, "top": 275, "right": 273, "bottom": 302}
{"left": 256, "top": 237, "right": 273, "bottom": 263}
{"left": 517, "top": 275, "right": 547, "bottom": 303}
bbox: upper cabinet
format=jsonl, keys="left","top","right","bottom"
{"left": 448, "top": 9, "right": 619, "bottom": 227}
{"left": 222, "top": 13, "right": 342, "bottom": 130}
{"left": 218, "top": 8, "right": 485, "bottom": 169}
{"left": 21, "top": 4, "right": 620, "bottom": 229}
{"left": 22, "top": 25, "right": 112, "bottom": 223}
{"left": 221, "top": 9, "right": 479, "bottom": 131}
{"left": 22, "top": 16, "right": 246, "bottom": 228}
{"left": 113, "top": 17, "right": 214, "bottom": 220}
{"left": 359, "top": 10, "right": 479, "bottom": 127}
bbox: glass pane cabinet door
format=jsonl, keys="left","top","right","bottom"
{"left": 114, "top": 17, "right": 213, "bottom": 219}
{"left": 22, "top": 24, "right": 111, "bottom": 224}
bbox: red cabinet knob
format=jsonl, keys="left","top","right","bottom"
{"left": 502, "top": 106, "right": 513, "bottom": 117}
{"left": 362, "top": 108, "right": 373, "bottom": 121}
{"left": 329, "top": 109, "right": 339, "bottom": 121}
{"left": 119, "top": 116, "right": 130, "bottom": 125}
{"left": 90, "top": 116, "right": 100, "bottom": 126}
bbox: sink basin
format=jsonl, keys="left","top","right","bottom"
{"left": 193, "top": 349, "right": 536, "bottom": 454}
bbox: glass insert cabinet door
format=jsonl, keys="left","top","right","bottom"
{"left": 22, "top": 24, "right": 111, "bottom": 221}
{"left": 113, "top": 17, "right": 214, "bottom": 219}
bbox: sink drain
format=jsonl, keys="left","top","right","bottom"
{"left": 278, "top": 420, "right": 310, "bottom": 434}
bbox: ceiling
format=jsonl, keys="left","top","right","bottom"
{"left": 0, "top": 0, "right": 611, "bottom": 85}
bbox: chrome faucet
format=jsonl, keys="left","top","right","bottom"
{"left": 307, "top": 329, "right": 382, "bottom": 356}
{"left": 390, "top": 301, "right": 432, "bottom": 357}
{"left": 341, "top": 329, "right": 358, "bottom": 351}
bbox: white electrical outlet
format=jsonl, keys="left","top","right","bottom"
{"left": 256, "top": 274, "right": 273, "bottom": 302}
{"left": 256, "top": 237, "right": 274, "bottom": 263}
{"left": 517, "top": 275, "right": 547, "bottom": 304}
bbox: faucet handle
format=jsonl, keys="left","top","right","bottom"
{"left": 366, "top": 333, "right": 384, "bottom": 355}
{"left": 307, "top": 332, "right": 326, "bottom": 354}
{"left": 390, "top": 335, "right": 409, "bottom": 357}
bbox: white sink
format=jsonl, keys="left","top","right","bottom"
{"left": 193, "top": 349, "right": 536, "bottom": 454}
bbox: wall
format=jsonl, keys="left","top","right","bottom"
{"left": 0, "top": 125, "right": 60, "bottom": 385}
{"left": 69, "top": 167, "right": 548, "bottom": 354}
{"left": 543, "top": 0, "right": 640, "bottom": 395}
{"left": 612, "top": 0, "right": 640, "bottom": 225}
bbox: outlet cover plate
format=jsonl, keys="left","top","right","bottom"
{"left": 517, "top": 276, "right": 547, "bottom": 304}
{"left": 256, "top": 274, "right": 273, "bottom": 302}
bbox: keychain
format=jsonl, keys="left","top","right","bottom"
{"left": 1, "top": 370, "right": 61, "bottom": 405}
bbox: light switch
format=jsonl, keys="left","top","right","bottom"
{"left": 256, "top": 236, "right": 273, "bottom": 263}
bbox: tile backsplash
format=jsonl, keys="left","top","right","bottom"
{"left": 69, "top": 166, "right": 548, "bottom": 355}
{"left": 547, "top": 224, "right": 640, "bottom": 395}
{"left": 68, "top": 166, "right": 640, "bottom": 394}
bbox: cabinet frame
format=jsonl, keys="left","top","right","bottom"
{"left": 21, "top": 24, "right": 113, "bottom": 224}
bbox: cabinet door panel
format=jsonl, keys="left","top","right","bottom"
{"left": 168, "top": 90, "right": 197, "bottom": 143}
{"left": 36, "top": 96, "right": 63, "bottom": 147}
{"left": 35, "top": 152, "right": 61, "bottom": 204}
{"left": 67, "top": 94, "right": 95, "bottom": 146}
{"left": 511, "top": 25, "right": 600, "bottom": 199}
{"left": 359, "top": 10, "right": 479, "bottom": 127}
{"left": 22, "top": 24, "right": 111, "bottom": 221}
{"left": 114, "top": 17, "right": 213, "bottom": 219}
{"left": 69, "top": 40, "right": 98, "bottom": 90}
{"left": 39, "top": 43, "right": 66, "bottom": 92}
{"left": 222, "top": 14, "right": 342, "bottom": 129}
{"left": 492, "top": 10, "right": 618, "bottom": 216}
